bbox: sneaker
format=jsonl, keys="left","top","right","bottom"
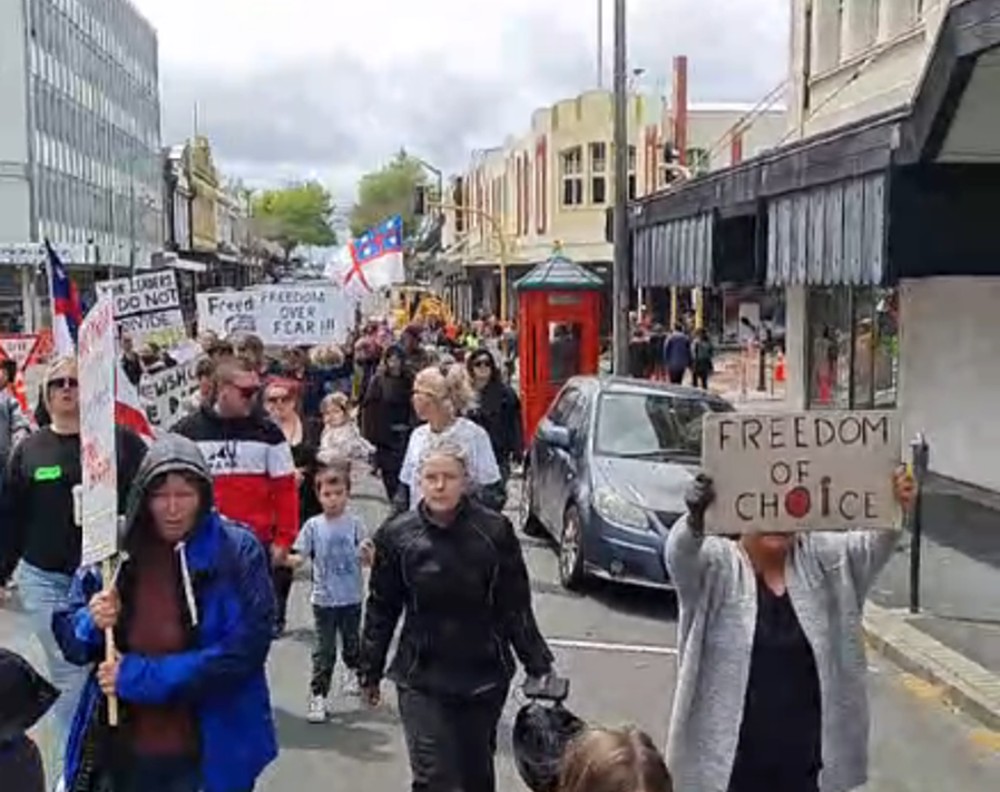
{"left": 341, "top": 671, "right": 361, "bottom": 697}
{"left": 307, "top": 694, "right": 327, "bottom": 723}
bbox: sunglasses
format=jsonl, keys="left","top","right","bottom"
{"left": 266, "top": 394, "right": 292, "bottom": 405}
{"left": 472, "top": 359, "right": 493, "bottom": 369}
{"left": 48, "top": 377, "right": 79, "bottom": 390}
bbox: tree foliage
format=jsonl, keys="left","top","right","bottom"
{"left": 252, "top": 181, "right": 337, "bottom": 259}
{"left": 349, "top": 149, "right": 428, "bottom": 239}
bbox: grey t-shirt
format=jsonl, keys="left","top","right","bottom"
{"left": 293, "top": 511, "right": 367, "bottom": 608}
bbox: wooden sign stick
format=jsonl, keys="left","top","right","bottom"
{"left": 102, "top": 555, "right": 119, "bottom": 727}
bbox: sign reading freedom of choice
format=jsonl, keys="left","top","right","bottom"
{"left": 701, "top": 410, "right": 902, "bottom": 535}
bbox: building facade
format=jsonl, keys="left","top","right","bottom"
{"left": 438, "top": 89, "right": 783, "bottom": 322}
{"left": 632, "top": 0, "right": 1000, "bottom": 492}
{"left": 0, "top": 0, "right": 162, "bottom": 328}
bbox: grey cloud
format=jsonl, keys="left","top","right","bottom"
{"left": 159, "top": 0, "right": 788, "bottom": 192}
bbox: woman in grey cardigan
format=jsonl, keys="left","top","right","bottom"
{"left": 665, "top": 470, "right": 914, "bottom": 792}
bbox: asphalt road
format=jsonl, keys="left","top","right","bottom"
{"left": 2, "top": 472, "right": 997, "bottom": 791}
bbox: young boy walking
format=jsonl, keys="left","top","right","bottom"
{"left": 293, "top": 463, "right": 373, "bottom": 723}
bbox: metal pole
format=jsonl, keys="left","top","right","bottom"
{"left": 611, "top": 0, "right": 629, "bottom": 374}
{"left": 909, "top": 433, "right": 930, "bottom": 614}
{"left": 597, "top": 0, "right": 604, "bottom": 88}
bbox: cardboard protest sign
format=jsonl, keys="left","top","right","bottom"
{"left": 256, "top": 284, "right": 351, "bottom": 345}
{"left": 701, "top": 410, "right": 901, "bottom": 534}
{"left": 77, "top": 296, "right": 119, "bottom": 565}
{"left": 139, "top": 355, "right": 204, "bottom": 430}
{"left": 196, "top": 291, "right": 258, "bottom": 338}
{"left": 96, "top": 270, "right": 186, "bottom": 348}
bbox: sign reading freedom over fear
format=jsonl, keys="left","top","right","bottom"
{"left": 701, "top": 410, "right": 902, "bottom": 535}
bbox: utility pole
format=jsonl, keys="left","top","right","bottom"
{"left": 611, "top": 0, "right": 629, "bottom": 373}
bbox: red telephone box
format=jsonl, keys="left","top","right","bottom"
{"left": 515, "top": 247, "right": 603, "bottom": 441}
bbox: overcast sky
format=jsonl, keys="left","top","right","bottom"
{"left": 135, "top": 0, "right": 789, "bottom": 205}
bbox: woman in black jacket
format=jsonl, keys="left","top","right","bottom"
{"left": 466, "top": 348, "right": 523, "bottom": 484}
{"left": 361, "top": 345, "right": 415, "bottom": 500}
{"left": 359, "top": 437, "right": 554, "bottom": 792}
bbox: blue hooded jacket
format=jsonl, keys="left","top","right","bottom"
{"left": 52, "top": 434, "right": 278, "bottom": 792}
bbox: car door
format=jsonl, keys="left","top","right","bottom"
{"left": 534, "top": 387, "right": 582, "bottom": 531}
{"left": 544, "top": 388, "right": 591, "bottom": 529}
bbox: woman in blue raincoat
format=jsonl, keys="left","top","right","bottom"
{"left": 53, "top": 434, "right": 278, "bottom": 792}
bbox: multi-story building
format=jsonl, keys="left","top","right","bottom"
{"left": 438, "top": 88, "right": 783, "bottom": 322}
{"left": 0, "top": 0, "right": 162, "bottom": 329}
{"left": 632, "top": 0, "right": 1000, "bottom": 492}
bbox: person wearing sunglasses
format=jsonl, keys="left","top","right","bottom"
{"left": 0, "top": 356, "right": 147, "bottom": 784}
{"left": 175, "top": 357, "right": 300, "bottom": 620}
{"left": 466, "top": 349, "right": 523, "bottom": 487}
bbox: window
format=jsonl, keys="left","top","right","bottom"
{"left": 627, "top": 145, "right": 637, "bottom": 201}
{"left": 536, "top": 137, "right": 548, "bottom": 233}
{"left": 589, "top": 142, "right": 607, "bottom": 205}
{"left": 806, "top": 286, "right": 898, "bottom": 409}
{"left": 561, "top": 146, "right": 583, "bottom": 206}
{"left": 687, "top": 147, "right": 711, "bottom": 175}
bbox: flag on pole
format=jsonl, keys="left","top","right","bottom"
{"left": 46, "top": 240, "right": 82, "bottom": 356}
{"left": 114, "top": 359, "right": 155, "bottom": 443}
{"left": 343, "top": 215, "right": 406, "bottom": 294}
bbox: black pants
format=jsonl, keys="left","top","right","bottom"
{"left": 311, "top": 604, "right": 362, "bottom": 696}
{"left": 272, "top": 564, "right": 294, "bottom": 632}
{"left": 376, "top": 447, "right": 404, "bottom": 501}
{"left": 397, "top": 685, "right": 508, "bottom": 792}
{"left": 692, "top": 367, "right": 711, "bottom": 389}
{"left": 667, "top": 368, "right": 685, "bottom": 385}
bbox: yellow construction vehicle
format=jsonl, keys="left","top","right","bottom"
{"left": 391, "top": 285, "right": 453, "bottom": 328}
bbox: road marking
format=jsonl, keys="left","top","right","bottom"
{"left": 547, "top": 638, "right": 678, "bottom": 656}
{"left": 899, "top": 672, "right": 946, "bottom": 702}
{"left": 969, "top": 728, "right": 1000, "bottom": 753}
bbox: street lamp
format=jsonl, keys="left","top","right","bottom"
{"left": 611, "top": 0, "right": 630, "bottom": 374}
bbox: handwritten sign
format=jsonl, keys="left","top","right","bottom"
{"left": 196, "top": 291, "right": 258, "bottom": 338}
{"left": 96, "top": 270, "right": 186, "bottom": 348}
{"left": 78, "top": 296, "right": 118, "bottom": 565}
{"left": 139, "top": 355, "right": 203, "bottom": 430}
{"left": 702, "top": 410, "right": 901, "bottom": 534}
{"left": 196, "top": 285, "right": 351, "bottom": 345}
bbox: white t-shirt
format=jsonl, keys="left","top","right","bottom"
{"left": 399, "top": 416, "right": 501, "bottom": 509}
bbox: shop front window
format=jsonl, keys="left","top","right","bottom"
{"left": 807, "top": 286, "right": 898, "bottom": 409}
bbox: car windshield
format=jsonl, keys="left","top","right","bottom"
{"left": 594, "top": 392, "right": 733, "bottom": 459}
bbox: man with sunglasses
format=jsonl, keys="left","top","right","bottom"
{"left": 0, "top": 356, "right": 147, "bottom": 783}
{"left": 174, "top": 357, "right": 299, "bottom": 588}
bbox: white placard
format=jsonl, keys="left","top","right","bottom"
{"left": 701, "top": 410, "right": 901, "bottom": 535}
{"left": 139, "top": 355, "right": 203, "bottom": 430}
{"left": 96, "top": 270, "right": 186, "bottom": 348}
{"left": 196, "top": 291, "right": 258, "bottom": 338}
{"left": 255, "top": 284, "right": 350, "bottom": 345}
{"left": 196, "top": 285, "right": 351, "bottom": 345}
{"left": 78, "top": 296, "right": 119, "bottom": 566}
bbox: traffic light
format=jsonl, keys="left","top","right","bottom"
{"left": 412, "top": 185, "right": 428, "bottom": 216}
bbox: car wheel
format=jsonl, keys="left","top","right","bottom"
{"left": 520, "top": 468, "right": 547, "bottom": 538}
{"left": 558, "top": 505, "right": 586, "bottom": 590}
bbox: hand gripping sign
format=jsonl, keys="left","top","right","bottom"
{"left": 77, "top": 296, "right": 121, "bottom": 725}
{"left": 701, "top": 410, "right": 902, "bottom": 535}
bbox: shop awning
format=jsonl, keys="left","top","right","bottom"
{"left": 634, "top": 212, "right": 713, "bottom": 288}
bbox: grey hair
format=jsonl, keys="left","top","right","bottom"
{"left": 417, "top": 436, "right": 471, "bottom": 478}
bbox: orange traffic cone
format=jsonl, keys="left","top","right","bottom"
{"left": 774, "top": 351, "right": 786, "bottom": 384}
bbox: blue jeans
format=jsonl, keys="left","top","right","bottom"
{"left": 14, "top": 563, "right": 89, "bottom": 791}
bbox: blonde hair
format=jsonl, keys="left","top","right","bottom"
{"left": 310, "top": 344, "right": 345, "bottom": 368}
{"left": 414, "top": 364, "right": 476, "bottom": 417}
{"left": 558, "top": 728, "right": 672, "bottom": 792}
{"left": 321, "top": 391, "right": 351, "bottom": 416}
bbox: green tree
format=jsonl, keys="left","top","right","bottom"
{"left": 252, "top": 181, "right": 337, "bottom": 259}
{"left": 349, "top": 149, "right": 428, "bottom": 238}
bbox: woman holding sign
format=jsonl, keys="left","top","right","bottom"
{"left": 664, "top": 469, "right": 915, "bottom": 792}
{"left": 53, "top": 434, "right": 277, "bottom": 792}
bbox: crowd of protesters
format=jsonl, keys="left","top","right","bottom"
{"left": 0, "top": 304, "right": 917, "bottom": 792}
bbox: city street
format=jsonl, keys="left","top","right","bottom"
{"left": 256, "top": 473, "right": 1000, "bottom": 792}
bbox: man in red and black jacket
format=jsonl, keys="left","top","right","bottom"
{"left": 175, "top": 356, "right": 299, "bottom": 634}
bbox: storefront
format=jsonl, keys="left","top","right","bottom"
{"left": 630, "top": 0, "right": 1000, "bottom": 490}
